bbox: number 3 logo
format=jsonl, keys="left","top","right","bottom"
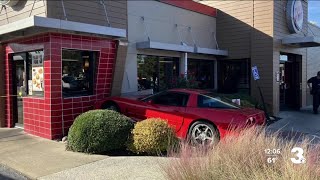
{"left": 291, "top": 147, "right": 306, "bottom": 164}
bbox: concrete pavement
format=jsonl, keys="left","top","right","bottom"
{"left": 39, "top": 157, "right": 168, "bottom": 180}
{"left": 0, "top": 128, "right": 168, "bottom": 180}
{"left": 267, "top": 106, "right": 320, "bottom": 144}
{"left": 0, "top": 128, "right": 106, "bottom": 179}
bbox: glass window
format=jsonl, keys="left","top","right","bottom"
{"left": 12, "top": 50, "right": 44, "bottom": 97}
{"left": 197, "top": 94, "right": 239, "bottom": 109}
{"left": 146, "top": 92, "right": 189, "bottom": 107}
{"left": 62, "top": 49, "right": 96, "bottom": 97}
{"left": 137, "top": 55, "right": 179, "bottom": 92}
{"left": 219, "top": 59, "right": 250, "bottom": 94}
{"left": 188, "top": 59, "right": 215, "bottom": 89}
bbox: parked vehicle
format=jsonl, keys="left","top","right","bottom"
{"left": 95, "top": 89, "right": 266, "bottom": 145}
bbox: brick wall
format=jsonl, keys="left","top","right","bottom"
{"left": 4, "top": 33, "right": 117, "bottom": 139}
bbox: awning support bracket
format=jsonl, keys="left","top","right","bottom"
{"left": 61, "top": 0, "right": 67, "bottom": 21}
{"left": 141, "top": 16, "right": 150, "bottom": 41}
{"left": 188, "top": 26, "right": 197, "bottom": 47}
{"left": 100, "top": 0, "right": 111, "bottom": 27}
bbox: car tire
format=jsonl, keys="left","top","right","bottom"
{"left": 188, "top": 121, "right": 219, "bottom": 146}
{"left": 102, "top": 102, "right": 120, "bottom": 112}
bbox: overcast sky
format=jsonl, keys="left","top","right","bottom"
{"left": 309, "top": 1, "right": 320, "bottom": 26}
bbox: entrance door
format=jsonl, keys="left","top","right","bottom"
{"left": 279, "top": 53, "right": 302, "bottom": 110}
{"left": 12, "top": 53, "right": 28, "bottom": 127}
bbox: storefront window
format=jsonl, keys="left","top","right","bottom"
{"left": 137, "top": 55, "right": 179, "bottom": 92}
{"left": 218, "top": 59, "right": 250, "bottom": 94}
{"left": 12, "top": 50, "right": 44, "bottom": 97}
{"left": 62, "top": 49, "right": 96, "bottom": 97}
{"left": 188, "top": 59, "right": 215, "bottom": 89}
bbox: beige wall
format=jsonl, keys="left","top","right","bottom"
{"left": 201, "top": 0, "right": 309, "bottom": 115}
{"left": 0, "top": 0, "right": 47, "bottom": 26}
{"left": 201, "top": 1, "right": 253, "bottom": 59}
{"left": 306, "top": 23, "right": 320, "bottom": 105}
{"left": 307, "top": 23, "right": 320, "bottom": 79}
{"left": 273, "top": 0, "right": 308, "bottom": 113}
{"left": 122, "top": 0, "right": 217, "bottom": 94}
{"left": 201, "top": 0, "right": 275, "bottom": 113}
{"left": 0, "top": 44, "right": 5, "bottom": 127}
{"left": 47, "top": 0, "right": 127, "bottom": 30}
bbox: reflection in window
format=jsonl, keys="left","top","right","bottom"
{"left": 137, "top": 55, "right": 179, "bottom": 93}
{"left": 152, "top": 92, "right": 189, "bottom": 107}
{"left": 197, "top": 95, "right": 238, "bottom": 109}
{"left": 62, "top": 49, "right": 96, "bottom": 97}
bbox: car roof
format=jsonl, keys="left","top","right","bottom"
{"left": 168, "top": 88, "right": 209, "bottom": 95}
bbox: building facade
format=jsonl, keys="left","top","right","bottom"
{"left": 0, "top": 0, "right": 319, "bottom": 139}
{"left": 0, "top": 0, "right": 127, "bottom": 139}
{"left": 121, "top": 0, "right": 225, "bottom": 96}
{"left": 200, "top": 0, "right": 320, "bottom": 115}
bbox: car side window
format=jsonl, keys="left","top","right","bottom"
{"left": 152, "top": 92, "right": 189, "bottom": 107}
{"left": 198, "top": 95, "right": 233, "bottom": 109}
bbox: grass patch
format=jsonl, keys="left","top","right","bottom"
{"left": 163, "top": 127, "right": 320, "bottom": 180}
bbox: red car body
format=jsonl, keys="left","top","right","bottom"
{"left": 95, "top": 89, "right": 266, "bottom": 140}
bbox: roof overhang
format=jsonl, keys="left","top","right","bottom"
{"left": 0, "top": 16, "right": 126, "bottom": 38}
{"left": 136, "top": 40, "right": 194, "bottom": 53}
{"left": 136, "top": 40, "right": 228, "bottom": 56}
{"left": 195, "top": 47, "right": 228, "bottom": 56}
{"left": 282, "top": 36, "right": 320, "bottom": 47}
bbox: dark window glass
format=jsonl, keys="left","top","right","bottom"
{"left": 137, "top": 55, "right": 179, "bottom": 93}
{"left": 12, "top": 50, "right": 44, "bottom": 97}
{"left": 218, "top": 59, "right": 250, "bottom": 94}
{"left": 150, "top": 92, "right": 189, "bottom": 107}
{"left": 62, "top": 49, "right": 96, "bottom": 97}
{"left": 197, "top": 95, "right": 238, "bottom": 109}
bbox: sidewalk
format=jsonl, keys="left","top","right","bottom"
{"left": 267, "top": 106, "right": 320, "bottom": 144}
{"left": 1, "top": 107, "right": 319, "bottom": 180}
{"left": 0, "top": 128, "right": 168, "bottom": 180}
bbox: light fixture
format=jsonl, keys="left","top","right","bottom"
{"left": 84, "top": 59, "right": 90, "bottom": 69}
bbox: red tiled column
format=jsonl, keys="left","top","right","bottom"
{"left": 4, "top": 33, "right": 117, "bottom": 140}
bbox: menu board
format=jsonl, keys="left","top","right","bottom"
{"left": 31, "top": 52, "right": 44, "bottom": 92}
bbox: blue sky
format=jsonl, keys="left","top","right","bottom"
{"left": 309, "top": 1, "right": 320, "bottom": 25}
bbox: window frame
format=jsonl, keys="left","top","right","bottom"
{"left": 61, "top": 49, "right": 98, "bottom": 98}
{"left": 142, "top": 91, "right": 190, "bottom": 107}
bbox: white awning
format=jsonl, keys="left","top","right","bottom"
{"left": 282, "top": 36, "right": 320, "bottom": 47}
{"left": 136, "top": 40, "right": 228, "bottom": 56}
{"left": 0, "top": 16, "right": 126, "bottom": 38}
{"left": 195, "top": 47, "right": 228, "bottom": 56}
{"left": 136, "top": 40, "right": 194, "bottom": 53}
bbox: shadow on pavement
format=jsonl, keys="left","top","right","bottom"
{"left": 0, "top": 174, "right": 15, "bottom": 180}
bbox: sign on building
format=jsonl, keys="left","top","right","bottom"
{"left": 252, "top": 66, "right": 260, "bottom": 81}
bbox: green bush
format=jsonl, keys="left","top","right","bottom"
{"left": 66, "top": 110, "right": 134, "bottom": 154}
{"left": 129, "top": 118, "right": 178, "bottom": 155}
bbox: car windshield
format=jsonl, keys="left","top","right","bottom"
{"left": 198, "top": 93, "right": 241, "bottom": 109}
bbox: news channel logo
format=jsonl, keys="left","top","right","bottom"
{"left": 264, "top": 147, "right": 307, "bottom": 164}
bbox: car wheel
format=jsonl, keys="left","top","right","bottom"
{"left": 188, "top": 121, "right": 219, "bottom": 146}
{"left": 102, "top": 102, "right": 120, "bottom": 112}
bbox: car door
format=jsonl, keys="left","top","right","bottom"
{"left": 124, "top": 98, "right": 150, "bottom": 121}
{"left": 194, "top": 94, "right": 239, "bottom": 125}
{"left": 145, "top": 92, "right": 189, "bottom": 132}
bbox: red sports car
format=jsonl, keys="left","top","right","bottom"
{"left": 95, "top": 89, "right": 266, "bottom": 145}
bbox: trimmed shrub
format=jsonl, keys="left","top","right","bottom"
{"left": 130, "top": 118, "right": 178, "bottom": 155}
{"left": 66, "top": 110, "right": 134, "bottom": 154}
